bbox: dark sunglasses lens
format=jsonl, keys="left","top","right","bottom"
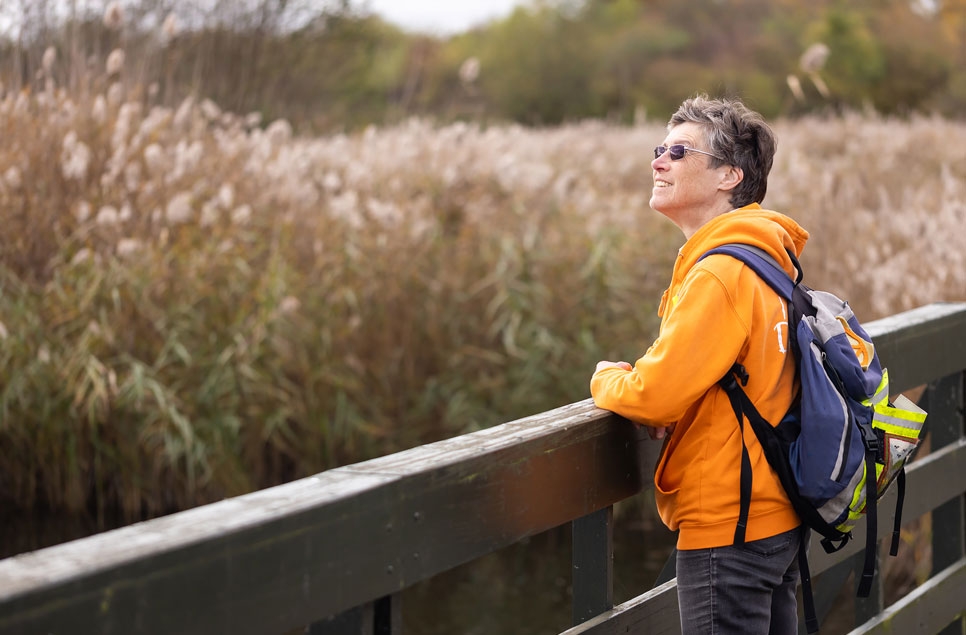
{"left": 654, "top": 145, "right": 687, "bottom": 160}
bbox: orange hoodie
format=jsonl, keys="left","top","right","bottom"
{"left": 590, "top": 204, "right": 808, "bottom": 550}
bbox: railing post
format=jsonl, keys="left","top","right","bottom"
{"left": 572, "top": 506, "right": 614, "bottom": 626}
{"left": 307, "top": 595, "right": 401, "bottom": 635}
{"left": 926, "top": 372, "right": 966, "bottom": 635}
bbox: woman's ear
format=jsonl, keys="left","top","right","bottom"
{"left": 719, "top": 165, "right": 743, "bottom": 192}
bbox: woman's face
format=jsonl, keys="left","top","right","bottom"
{"left": 649, "top": 122, "right": 733, "bottom": 230}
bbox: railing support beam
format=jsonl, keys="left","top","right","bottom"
{"left": 308, "top": 595, "right": 400, "bottom": 635}
{"left": 572, "top": 507, "right": 614, "bottom": 626}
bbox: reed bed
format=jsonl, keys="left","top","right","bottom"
{"left": 2, "top": 61, "right": 964, "bottom": 530}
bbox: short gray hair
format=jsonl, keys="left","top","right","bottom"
{"left": 668, "top": 95, "right": 777, "bottom": 208}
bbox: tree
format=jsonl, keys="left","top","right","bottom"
{"left": 804, "top": 6, "right": 885, "bottom": 109}
{"left": 476, "top": 5, "right": 600, "bottom": 124}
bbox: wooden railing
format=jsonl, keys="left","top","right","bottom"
{"left": 1, "top": 303, "right": 964, "bottom": 635}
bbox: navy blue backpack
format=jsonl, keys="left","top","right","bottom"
{"left": 700, "top": 244, "right": 926, "bottom": 633}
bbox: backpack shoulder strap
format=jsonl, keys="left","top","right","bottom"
{"left": 699, "top": 244, "right": 800, "bottom": 301}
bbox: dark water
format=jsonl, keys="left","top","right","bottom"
{"left": 398, "top": 504, "right": 875, "bottom": 635}
{"left": 402, "top": 499, "right": 678, "bottom": 635}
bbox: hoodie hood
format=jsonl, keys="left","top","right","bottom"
{"left": 675, "top": 203, "right": 808, "bottom": 284}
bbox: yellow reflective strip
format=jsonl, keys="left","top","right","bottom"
{"left": 874, "top": 413, "right": 926, "bottom": 431}
{"left": 874, "top": 405, "right": 926, "bottom": 424}
{"left": 839, "top": 462, "right": 885, "bottom": 533}
{"left": 873, "top": 421, "right": 923, "bottom": 439}
{"left": 873, "top": 421, "right": 922, "bottom": 438}
{"left": 850, "top": 469, "right": 867, "bottom": 510}
{"left": 874, "top": 403, "right": 927, "bottom": 425}
{"left": 863, "top": 377, "right": 890, "bottom": 408}
{"left": 872, "top": 371, "right": 889, "bottom": 404}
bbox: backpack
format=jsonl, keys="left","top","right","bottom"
{"left": 698, "top": 244, "right": 928, "bottom": 634}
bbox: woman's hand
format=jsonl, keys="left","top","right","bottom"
{"left": 594, "top": 360, "right": 633, "bottom": 373}
{"left": 593, "top": 360, "right": 674, "bottom": 440}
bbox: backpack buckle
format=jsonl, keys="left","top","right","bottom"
{"left": 820, "top": 532, "right": 852, "bottom": 554}
{"left": 859, "top": 422, "right": 879, "bottom": 453}
{"left": 732, "top": 363, "right": 749, "bottom": 387}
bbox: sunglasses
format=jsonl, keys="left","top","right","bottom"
{"left": 654, "top": 144, "right": 724, "bottom": 161}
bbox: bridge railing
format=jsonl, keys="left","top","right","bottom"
{"left": 1, "top": 302, "right": 964, "bottom": 635}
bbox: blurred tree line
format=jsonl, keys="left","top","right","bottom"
{"left": 2, "top": 0, "right": 966, "bottom": 131}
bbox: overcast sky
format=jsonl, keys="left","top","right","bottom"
{"left": 363, "top": 0, "right": 526, "bottom": 35}
{"left": 0, "top": 1, "right": 529, "bottom": 39}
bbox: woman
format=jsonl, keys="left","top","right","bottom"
{"left": 591, "top": 95, "right": 807, "bottom": 634}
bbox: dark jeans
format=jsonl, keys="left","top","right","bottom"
{"left": 676, "top": 526, "right": 802, "bottom": 635}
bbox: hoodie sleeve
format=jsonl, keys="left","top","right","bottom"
{"left": 590, "top": 264, "right": 749, "bottom": 425}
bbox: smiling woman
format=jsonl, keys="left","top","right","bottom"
{"left": 364, "top": 0, "right": 525, "bottom": 34}
{"left": 591, "top": 95, "right": 808, "bottom": 635}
